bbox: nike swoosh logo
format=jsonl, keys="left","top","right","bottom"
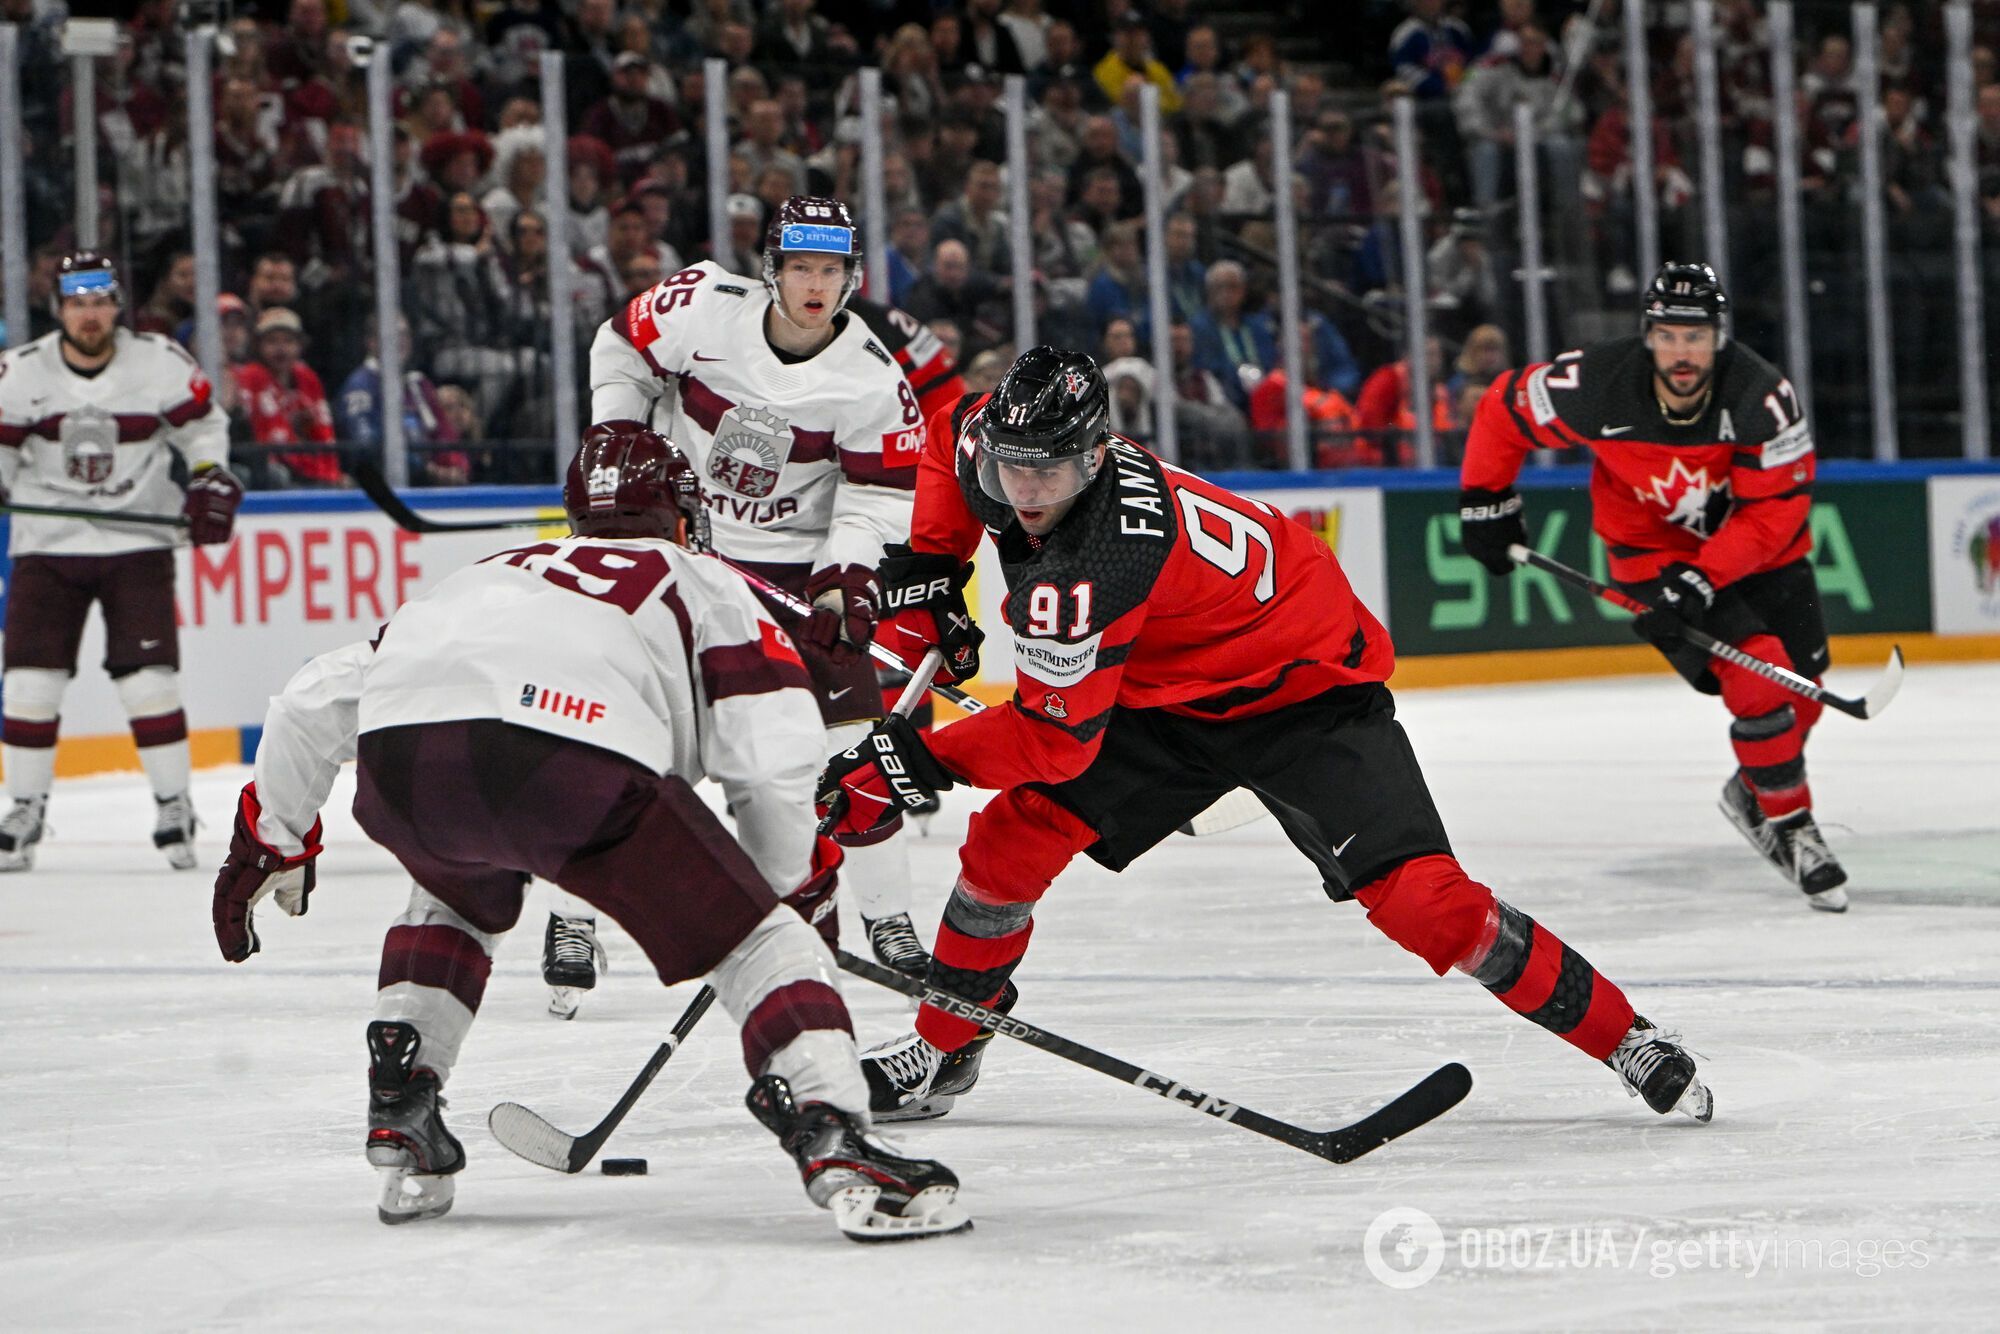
{"left": 692, "top": 352, "right": 725, "bottom": 362}
{"left": 1331, "top": 833, "right": 1358, "bottom": 857}
{"left": 139, "top": 638, "right": 162, "bottom": 650}
{"left": 1600, "top": 425, "right": 1633, "bottom": 437}
{"left": 827, "top": 687, "right": 853, "bottom": 700}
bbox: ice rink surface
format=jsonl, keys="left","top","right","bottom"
{"left": 4, "top": 660, "right": 1996, "bottom": 1332}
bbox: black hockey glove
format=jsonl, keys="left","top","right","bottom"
{"left": 212, "top": 783, "right": 321, "bottom": 962}
{"left": 877, "top": 541, "right": 984, "bottom": 684}
{"left": 815, "top": 714, "right": 956, "bottom": 844}
{"left": 1457, "top": 486, "right": 1526, "bottom": 576}
{"left": 1630, "top": 561, "right": 1716, "bottom": 646}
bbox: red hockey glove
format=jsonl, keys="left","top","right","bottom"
{"left": 212, "top": 782, "right": 323, "bottom": 962}
{"left": 1630, "top": 561, "right": 1716, "bottom": 646}
{"left": 877, "top": 542, "right": 983, "bottom": 684}
{"left": 802, "top": 563, "right": 881, "bottom": 659}
{"left": 1457, "top": 486, "right": 1525, "bottom": 577}
{"left": 184, "top": 464, "right": 245, "bottom": 546}
{"left": 781, "top": 836, "right": 845, "bottom": 947}
{"left": 815, "top": 714, "right": 956, "bottom": 843}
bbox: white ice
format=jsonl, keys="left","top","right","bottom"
{"left": 4, "top": 660, "right": 1997, "bottom": 1332}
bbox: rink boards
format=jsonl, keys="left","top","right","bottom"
{"left": 2, "top": 461, "right": 1996, "bottom": 776}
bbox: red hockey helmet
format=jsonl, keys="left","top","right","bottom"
{"left": 762, "top": 194, "right": 863, "bottom": 314}
{"left": 564, "top": 423, "right": 710, "bottom": 549}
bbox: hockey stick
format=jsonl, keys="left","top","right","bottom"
{"left": 726, "top": 558, "right": 1267, "bottom": 838}
{"left": 488, "top": 984, "right": 718, "bottom": 1173}
{"left": 1508, "top": 544, "right": 1905, "bottom": 720}
{"left": 1, "top": 500, "right": 188, "bottom": 527}
{"left": 350, "top": 460, "right": 562, "bottom": 533}
{"left": 837, "top": 950, "right": 1472, "bottom": 1164}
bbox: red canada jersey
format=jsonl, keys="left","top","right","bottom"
{"left": 848, "top": 296, "right": 966, "bottom": 424}
{"left": 1460, "top": 334, "right": 1814, "bottom": 588}
{"left": 913, "top": 393, "right": 1394, "bottom": 791}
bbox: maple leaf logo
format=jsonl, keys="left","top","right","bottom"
{"left": 1634, "top": 457, "right": 1731, "bottom": 538}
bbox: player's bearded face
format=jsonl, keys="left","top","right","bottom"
{"left": 59, "top": 294, "right": 118, "bottom": 357}
{"left": 1648, "top": 323, "right": 1718, "bottom": 399}
{"left": 776, "top": 255, "right": 846, "bottom": 328}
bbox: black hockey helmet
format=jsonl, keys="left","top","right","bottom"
{"left": 973, "top": 346, "right": 1111, "bottom": 508}
{"left": 53, "top": 251, "right": 121, "bottom": 313}
{"left": 762, "top": 194, "right": 863, "bottom": 314}
{"left": 565, "top": 423, "right": 710, "bottom": 550}
{"left": 1641, "top": 261, "right": 1729, "bottom": 348}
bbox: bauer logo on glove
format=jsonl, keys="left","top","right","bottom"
{"left": 814, "top": 714, "right": 955, "bottom": 842}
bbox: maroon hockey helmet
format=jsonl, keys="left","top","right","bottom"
{"left": 53, "top": 250, "right": 121, "bottom": 314}
{"left": 565, "top": 423, "right": 710, "bottom": 550}
{"left": 761, "top": 194, "right": 864, "bottom": 314}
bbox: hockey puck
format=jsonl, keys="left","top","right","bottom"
{"left": 601, "top": 1158, "right": 648, "bottom": 1176}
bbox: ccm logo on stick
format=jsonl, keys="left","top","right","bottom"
{"left": 1133, "top": 1070, "right": 1240, "bottom": 1121}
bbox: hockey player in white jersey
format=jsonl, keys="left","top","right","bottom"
{"left": 0, "top": 252, "right": 243, "bottom": 871}
{"left": 569, "top": 193, "right": 931, "bottom": 1015}
{"left": 209, "top": 425, "right": 970, "bottom": 1241}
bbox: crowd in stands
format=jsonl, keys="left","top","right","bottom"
{"left": 2, "top": 0, "right": 1993, "bottom": 485}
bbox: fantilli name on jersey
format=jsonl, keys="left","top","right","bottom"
{"left": 0, "top": 329, "right": 227, "bottom": 556}
{"left": 587, "top": 260, "right": 920, "bottom": 571}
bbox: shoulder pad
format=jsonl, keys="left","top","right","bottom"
{"left": 860, "top": 337, "right": 892, "bottom": 368}
{"left": 713, "top": 283, "right": 748, "bottom": 297}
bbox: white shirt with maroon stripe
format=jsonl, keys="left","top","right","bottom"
{"left": 587, "top": 259, "right": 920, "bottom": 574}
{"left": 251, "top": 537, "right": 826, "bottom": 894}
{"left": 0, "top": 328, "right": 228, "bottom": 556}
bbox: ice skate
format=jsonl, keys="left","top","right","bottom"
{"left": 542, "top": 912, "right": 606, "bottom": 1019}
{"left": 152, "top": 793, "right": 198, "bottom": 870}
{"left": 365, "top": 1021, "right": 465, "bottom": 1224}
{"left": 1606, "top": 1015, "right": 1713, "bottom": 1123}
{"left": 1771, "top": 811, "right": 1849, "bottom": 911}
{"left": 746, "top": 1074, "right": 971, "bottom": 1243}
{"left": 0, "top": 797, "right": 49, "bottom": 872}
{"left": 862, "top": 982, "right": 1014, "bottom": 1122}
{"left": 863, "top": 912, "right": 932, "bottom": 979}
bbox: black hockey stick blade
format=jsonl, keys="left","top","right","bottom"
{"left": 351, "top": 460, "right": 561, "bottom": 534}
{"left": 836, "top": 950, "right": 1469, "bottom": 1165}
{"left": 489, "top": 984, "right": 716, "bottom": 1173}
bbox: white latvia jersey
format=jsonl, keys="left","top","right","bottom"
{"left": 0, "top": 328, "right": 229, "bottom": 556}
{"left": 587, "top": 260, "right": 921, "bottom": 572}
{"left": 259, "top": 536, "right": 826, "bottom": 890}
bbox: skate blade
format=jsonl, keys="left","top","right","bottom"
{"left": 829, "top": 1184, "right": 972, "bottom": 1243}
{"left": 163, "top": 846, "right": 198, "bottom": 870}
{"left": 1675, "top": 1079, "right": 1715, "bottom": 1124}
{"left": 1806, "top": 885, "right": 1850, "bottom": 913}
{"left": 376, "top": 1168, "right": 456, "bottom": 1225}
{"left": 873, "top": 1094, "right": 956, "bottom": 1124}
{"left": 0, "top": 852, "right": 38, "bottom": 873}
{"left": 547, "top": 987, "right": 582, "bottom": 1020}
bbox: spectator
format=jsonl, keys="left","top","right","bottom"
{"left": 587, "top": 196, "right": 681, "bottom": 308}
{"left": 1100, "top": 315, "right": 1139, "bottom": 365}
{"left": 1221, "top": 136, "right": 1277, "bottom": 217}
{"left": 926, "top": 110, "right": 984, "bottom": 208}
{"left": 585, "top": 52, "right": 681, "bottom": 190}
{"left": 620, "top": 251, "right": 666, "bottom": 301}
{"left": 402, "top": 29, "right": 487, "bottom": 133}
{"left": 208, "top": 293, "right": 257, "bottom": 443}
{"left": 1453, "top": 24, "right": 1570, "bottom": 211}
{"left": 1085, "top": 220, "right": 1147, "bottom": 334}
{"left": 960, "top": 0, "right": 1026, "bottom": 76}
{"left": 1388, "top": 0, "right": 1473, "bottom": 99}
{"left": 237, "top": 307, "right": 341, "bottom": 486}
{"left": 1296, "top": 107, "right": 1374, "bottom": 218}
{"left": 1169, "top": 320, "right": 1234, "bottom": 408}
{"left": 887, "top": 205, "right": 932, "bottom": 306}
{"left": 482, "top": 0, "right": 570, "bottom": 93}
{"left": 1354, "top": 334, "right": 1452, "bottom": 467}
{"left": 1029, "top": 168, "right": 1099, "bottom": 301}
{"left": 1584, "top": 104, "right": 1694, "bottom": 295}
{"left": 336, "top": 316, "right": 469, "bottom": 487}
{"left": 1447, "top": 323, "right": 1511, "bottom": 400}
{"left": 1031, "top": 75, "right": 1088, "bottom": 172}
{"left": 871, "top": 23, "right": 945, "bottom": 126}
{"left": 932, "top": 159, "right": 1012, "bottom": 275}
{"left": 754, "top": 0, "right": 848, "bottom": 68}
{"left": 1067, "top": 115, "right": 1143, "bottom": 217}
{"left": 963, "top": 345, "right": 1013, "bottom": 393}
{"left": 565, "top": 0, "right": 620, "bottom": 121}
{"left": 1000, "top": 0, "right": 1053, "bottom": 73}
{"left": 481, "top": 127, "right": 547, "bottom": 244}
{"left": 409, "top": 192, "right": 515, "bottom": 432}
{"left": 214, "top": 76, "right": 282, "bottom": 247}
{"left": 1162, "top": 212, "right": 1207, "bottom": 326}
{"left": 1104, "top": 354, "right": 1250, "bottom": 468}
{"left": 1427, "top": 209, "right": 1502, "bottom": 340}
{"left": 1251, "top": 308, "right": 1361, "bottom": 401}
{"left": 714, "top": 193, "right": 767, "bottom": 276}
{"left": 274, "top": 122, "right": 370, "bottom": 290}
{"left": 1038, "top": 21, "right": 1092, "bottom": 96}
{"left": 134, "top": 252, "right": 195, "bottom": 338}
{"left": 1190, "top": 259, "right": 1264, "bottom": 408}
{"left": 1247, "top": 320, "right": 1361, "bottom": 469}
{"left": 566, "top": 135, "right": 617, "bottom": 259}
{"left": 736, "top": 98, "right": 808, "bottom": 197}
{"left": 1094, "top": 12, "right": 1180, "bottom": 114}
{"left": 1174, "top": 74, "right": 1244, "bottom": 173}
{"left": 902, "top": 238, "right": 1003, "bottom": 352}
{"left": 247, "top": 253, "right": 300, "bottom": 321}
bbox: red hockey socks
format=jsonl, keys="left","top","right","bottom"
{"left": 1355, "top": 854, "right": 1635, "bottom": 1061}
{"left": 1718, "top": 634, "right": 1823, "bottom": 819}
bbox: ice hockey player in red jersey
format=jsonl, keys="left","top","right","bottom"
{"left": 816, "top": 346, "right": 1713, "bottom": 1127}
{"left": 1458, "top": 262, "right": 1847, "bottom": 911}
{"left": 210, "top": 425, "right": 970, "bottom": 1242}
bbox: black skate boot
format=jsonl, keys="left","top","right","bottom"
{"left": 862, "top": 982, "right": 1016, "bottom": 1123}
{"left": 152, "top": 793, "right": 199, "bottom": 871}
{"left": 366, "top": 1020, "right": 465, "bottom": 1224}
{"left": 863, "top": 912, "right": 932, "bottom": 979}
{"left": 1770, "top": 811, "right": 1849, "bottom": 912}
{"left": 0, "top": 796, "right": 49, "bottom": 873}
{"left": 746, "top": 1074, "right": 971, "bottom": 1242}
{"left": 542, "top": 912, "right": 606, "bottom": 1019}
{"left": 1606, "top": 1015, "right": 1713, "bottom": 1123}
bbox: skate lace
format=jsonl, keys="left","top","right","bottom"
{"left": 550, "top": 919, "right": 602, "bottom": 968}
{"left": 1611, "top": 1028, "right": 1682, "bottom": 1090}
{"left": 155, "top": 794, "right": 194, "bottom": 835}
{"left": 872, "top": 1035, "right": 941, "bottom": 1091}
{"left": 1788, "top": 821, "right": 1834, "bottom": 872}
{"left": 0, "top": 801, "right": 44, "bottom": 840}
{"left": 868, "top": 915, "right": 927, "bottom": 966}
